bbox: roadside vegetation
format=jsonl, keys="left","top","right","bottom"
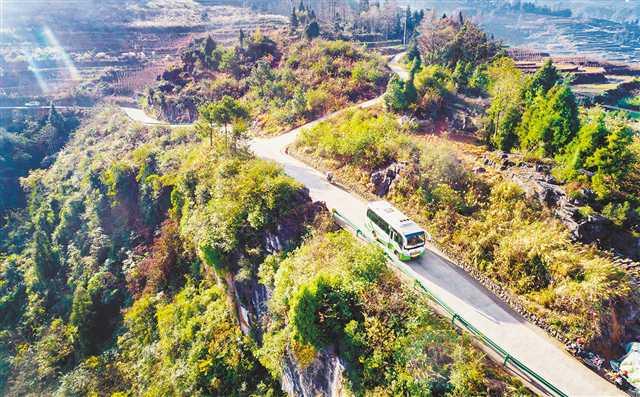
{"left": 0, "top": 97, "right": 528, "bottom": 394}
{"left": 293, "top": 99, "right": 632, "bottom": 350}
{"left": 258, "top": 228, "right": 529, "bottom": 395}
{"left": 304, "top": 12, "right": 640, "bottom": 355}
{"left": 144, "top": 30, "right": 388, "bottom": 134}
{"left": 484, "top": 58, "right": 639, "bottom": 211}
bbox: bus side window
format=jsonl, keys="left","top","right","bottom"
{"left": 379, "top": 216, "right": 389, "bottom": 234}
{"left": 368, "top": 209, "right": 389, "bottom": 234}
{"left": 366, "top": 209, "right": 374, "bottom": 223}
{"left": 393, "top": 229, "right": 403, "bottom": 247}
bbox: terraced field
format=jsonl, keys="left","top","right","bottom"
{"left": 0, "top": 1, "right": 286, "bottom": 102}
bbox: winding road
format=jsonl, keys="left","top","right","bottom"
{"left": 122, "top": 52, "right": 623, "bottom": 396}
{"left": 248, "top": 107, "right": 622, "bottom": 397}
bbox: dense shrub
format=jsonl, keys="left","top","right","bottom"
{"left": 259, "top": 230, "right": 528, "bottom": 395}
{"left": 452, "top": 182, "right": 629, "bottom": 341}
{"left": 146, "top": 34, "right": 389, "bottom": 133}
{"left": 115, "top": 282, "right": 279, "bottom": 396}
{"left": 250, "top": 38, "right": 388, "bottom": 134}
{"left": 295, "top": 108, "right": 413, "bottom": 169}
{"left": 172, "top": 148, "right": 307, "bottom": 271}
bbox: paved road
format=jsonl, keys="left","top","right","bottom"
{"left": 388, "top": 51, "right": 410, "bottom": 80}
{"left": 249, "top": 106, "right": 622, "bottom": 397}
{"left": 121, "top": 52, "right": 623, "bottom": 396}
{"left": 121, "top": 107, "right": 167, "bottom": 125}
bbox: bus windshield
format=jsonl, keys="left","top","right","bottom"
{"left": 405, "top": 232, "right": 426, "bottom": 248}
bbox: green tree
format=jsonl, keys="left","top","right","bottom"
{"left": 523, "top": 59, "right": 562, "bottom": 102}
{"left": 47, "top": 103, "right": 64, "bottom": 131}
{"left": 468, "top": 63, "right": 489, "bottom": 92}
{"left": 196, "top": 96, "right": 249, "bottom": 151}
{"left": 587, "top": 116, "right": 635, "bottom": 198}
{"left": 485, "top": 57, "right": 524, "bottom": 150}
{"left": 70, "top": 284, "right": 93, "bottom": 355}
{"left": 31, "top": 205, "right": 58, "bottom": 287}
{"left": 248, "top": 60, "right": 275, "bottom": 97}
{"left": 518, "top": 84, "right": 579, "bottom": 155}
{"left": 404, "top": 77, "right": 418, "bottom": 105}
{"left": 559, "top": 107, "right": 609, "bottom": 179}
{"left": 490, "top": 106, "right": 520, "bottom": 151}
{"left": 452, "top": 60, "right": 473, "bottom": 90}
{"left": 0, "top": 256, "right": 26, "bottom": 328}
{"left": 384, "top": 74, "right": 408, "bottom": 112}
{"left": 304, "top": 21, "right": 320, "bottom": 40}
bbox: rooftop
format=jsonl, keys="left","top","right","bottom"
{"left": 368, "top": 201, "right": 424, "bottom": 235}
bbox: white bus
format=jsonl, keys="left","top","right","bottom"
{"left": 365, "top": 201, "right": 427, "bottom": 261}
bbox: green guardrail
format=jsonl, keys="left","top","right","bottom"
{"left": 331, "top": 209, "right": 568, "bottom": 397}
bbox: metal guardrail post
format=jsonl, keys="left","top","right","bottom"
{"left": 330, "top": 209, "right": 568, "bottom": 397}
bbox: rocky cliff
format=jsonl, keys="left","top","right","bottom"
{"left": 226, "top": 192, "right": 346, "bottom": 397}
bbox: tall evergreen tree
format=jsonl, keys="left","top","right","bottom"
{"left": 404, "top": 74, "right": 418, "bottom": 105}
{"left": 384, "top": 74, "right": 408, "bottom": 112}
{"left": 304, "top": 21, "right": 320, "bottom": 40}
{"left": 517, "top": 84, "right": 579, "bottom": 155}
{"left": 523, "top": 59, "right": 561, "bottom": 102}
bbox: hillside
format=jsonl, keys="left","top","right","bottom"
{"left": 4, "top": 2, "right": 640, "bottom": 395}
{"left": 0, "top": 99, "right": 529, "bottom": 395}
{"left": 290, "top": 12, "right": 640, "bottom": 371}
{"left": 143, "top": 32, "right": 388, "bottom": 133}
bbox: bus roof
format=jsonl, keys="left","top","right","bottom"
{"left": 367, "top": 201, "right": 424, "bottom": 235}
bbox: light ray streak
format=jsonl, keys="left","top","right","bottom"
{"left": 27, "top": 57, "right": 50, "bottom": 94}
{"left": 42, "top": 25, "right": 80, "bottom": 81}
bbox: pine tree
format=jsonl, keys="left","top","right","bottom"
{"left": 304, "top": 21, "right": 320, "bottom": 40}
{"left": 239, "top": 29, "right": 245, "bottom": 48}
{"left": 523, "top": 59, "right": 561, "bottom": 102}
{"left": 404, "top": 74, "right": 418, "bottom": 105}
{"left": 517, "top": 84, "right": 578, "bottom": 155}
{"left": 384, "top": 74, "right": 408, "bottom": 112}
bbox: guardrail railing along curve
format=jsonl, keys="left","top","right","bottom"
{"left": 331, "top": 209, "right": 567, "bottom": 397}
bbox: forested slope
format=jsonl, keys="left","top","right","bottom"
{"left": 291, "top": 13, "right": 640, "bottom": 361}
{"left": 0, "top": 101, "right": 528, "bottom": 395}
{"left": 143, "top": 32, "right": 388, "bottom": 133}
{"left": 0, "top": 107, "right": 80, "bottom": 218}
